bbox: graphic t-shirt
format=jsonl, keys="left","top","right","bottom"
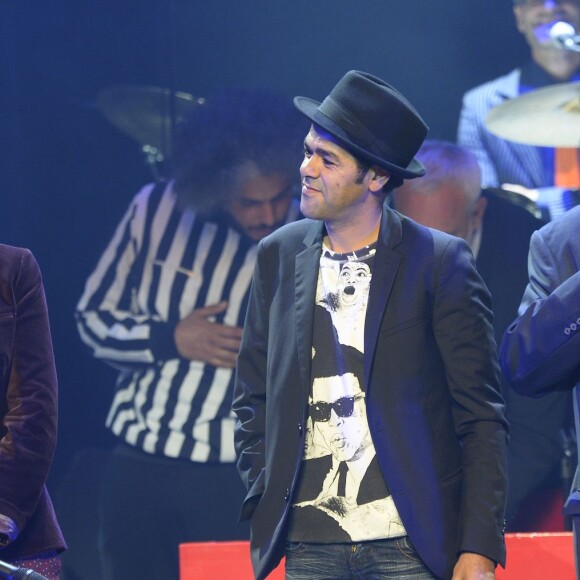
{"left": 287, "top": 242, "right": 406, "bottom": 543}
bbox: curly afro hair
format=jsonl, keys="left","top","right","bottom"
{"left": 171, "top": 87, "right": 307, "bottom": 213}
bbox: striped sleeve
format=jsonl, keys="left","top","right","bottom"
{"left": 75, "top": 182, "right": 180, "bottom": 370}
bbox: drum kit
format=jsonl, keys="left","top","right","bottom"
{"left": 95, "top": 85, "right": 205, "bottom": 178}
{"left": 486, "top": 81, "right": 580, "bottom": 149}
{"left": 485, "top": 80, "right": 580, "bottom": 217}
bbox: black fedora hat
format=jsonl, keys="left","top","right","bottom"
{"left": 294, "top": 70, "right": 428, "bottom": 179}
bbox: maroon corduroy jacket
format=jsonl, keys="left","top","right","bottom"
{"left": 0, "top": 244, "right": 66, "bottom": 560}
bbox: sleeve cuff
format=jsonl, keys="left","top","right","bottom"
{"left": 149, "top": 320, "right": 181, "bottom": 361}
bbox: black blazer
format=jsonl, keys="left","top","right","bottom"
{"left": 234, "top": 204, "right": 508, "bottom": 580}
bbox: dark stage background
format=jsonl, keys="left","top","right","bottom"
{"left": 1, "top": 0, "right": 528, "bottom": 574}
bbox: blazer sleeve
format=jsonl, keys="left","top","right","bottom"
{"left": 232, "top": 241, "right": 269, "bottom": 520}
{"left": 500, "top": 228, "right": 580, "bottom": 395}
{"left": 0, "top": 249, "right": 58, "bottom": 535}
{"left": 433, "top": 237, "right": 508, "bottom": 564}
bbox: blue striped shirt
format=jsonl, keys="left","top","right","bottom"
{"left": 458, "top": 63, "right": 580, "bottom": 220}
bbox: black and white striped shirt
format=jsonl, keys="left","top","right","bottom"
{"left": 76, "top": 180, "right": 300, "bottom": 462}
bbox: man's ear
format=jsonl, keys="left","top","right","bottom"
{"left": 368, "top": 166, "right": 391, "bottom": 192}
{"left": 472, "top": 196, "right": 488, "bottom": 231}
{"left": 513, "top": 6, "right": 526, "bottom": 35}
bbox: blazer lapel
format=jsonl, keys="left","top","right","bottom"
{"left": 292, "top": 211, "right": 403, "bottom": 395}
{"left": 295, "top": 223, "right": 324, "bottom": 397}
{"left": 364, "top": 206, "right": 403, "bottom": 390}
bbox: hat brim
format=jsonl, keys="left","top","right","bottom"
{"left": 294, "top": 96, "right": 425, "bottom": 179}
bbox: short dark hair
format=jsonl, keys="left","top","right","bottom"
{"left": 354, "top": 157, "right": 403, "bottom": 193}
{"left": 172, "top": 88, "right": 306, "bottom": 213}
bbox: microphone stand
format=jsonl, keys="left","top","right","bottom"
{"left": 0, "top": 558, "right": 50, "bottom": 579}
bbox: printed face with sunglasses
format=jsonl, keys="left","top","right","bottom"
{"left": 310, "top": 375, "right": 373, "bottom": 463}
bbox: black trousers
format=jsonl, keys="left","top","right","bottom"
{"left": 98, "top": 443, "right": 249, "bottom": 580}
{"left": 504, "top": 387, "right": 573, "bottom": 527}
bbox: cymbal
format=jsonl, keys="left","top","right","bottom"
{"left": 96, "top": 85, "right": 205, "bottom": 157}
{"left": 486, "top": 81, "right": 580, "bottom": 147}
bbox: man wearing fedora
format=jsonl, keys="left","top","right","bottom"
{"left": 233, "top": 70, "right": 508, "bottom": 579}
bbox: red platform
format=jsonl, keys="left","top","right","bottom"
{"left": 179, "top": 541, "right": 284, "bottom": 580}
{"left": 180, "top": 534, "right": 575, "bottom": 579}
{"left": 497, "top": 533, "right": 575, "bottom": 579}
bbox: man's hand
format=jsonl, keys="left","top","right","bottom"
{"left": 452, "top": 552, "right": 495, "bottom": 580}
{"left": 174, "top": 301, "right": 243, "bottom": 368}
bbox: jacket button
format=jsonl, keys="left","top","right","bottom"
{"left": 298, "top": 423, "right": 303, "bottom": 435}
{"left": 284, "top": 488, "right": 290, "bottom": 501}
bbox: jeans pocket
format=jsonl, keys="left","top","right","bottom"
{"left": 396, "top": 536, "right": 422, "bottom": 562}
{"left": 285, "top": 541, "right": 309, "bottom": 555}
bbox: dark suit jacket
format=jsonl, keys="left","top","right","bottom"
{"left": 234, "top": 204, "right": 508, "bottom": 580}
{"left": 0, "top": 245, "right": 66, "bottom": 559}
{"left": 500, "top": 205, "right": 580, "bottom": 395}
{"left": 500, "top": 206, "right": 580, "bottom": 513}
{"left": 478, "top": 193, "right": 570, "bottom": 524}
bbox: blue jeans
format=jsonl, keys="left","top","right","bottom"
{"left": 285, "top": 537, "right": 438, "bottom": 579}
